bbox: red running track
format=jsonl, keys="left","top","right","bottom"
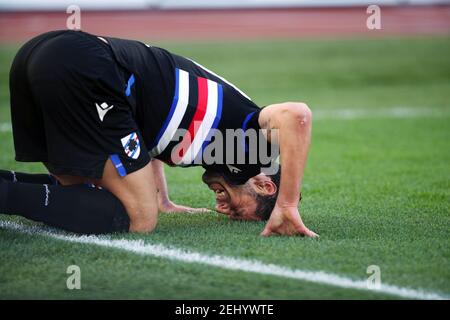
{"left": 0, "top": 6, "right": 449, "bottom": 43}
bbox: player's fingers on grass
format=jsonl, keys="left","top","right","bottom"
{"left": 297, "top": 226, "right": 319, "bottom": 238}
{"left": 260, "top": 227, "right": 277, "bottom": 237}
{"left": 165, "top": 205, "right": 211, "bottom": 213}
{"left": 307, "top": 231, "right": 320, "bottom": 238}
{"left": 185, "top": 207, "right": 212, "bottom": 213}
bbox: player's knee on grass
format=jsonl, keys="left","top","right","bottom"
{"left": 99, "top": 159, "right": 159, "bottom": 234}
{"left": 122, "top": 194, "right": 159, "bottom": 233}
{"left": 47, "top": 159, "right": 159, "bottom": 233}
{"left": 129, "top": 215, "right": 158, "bottom": 233}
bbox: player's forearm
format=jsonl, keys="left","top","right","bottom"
{"left": 150, "top": 159, "right": 208, "bottom": 214}
{"left": 150, "top": 159, "right": 171, "bottom": 206}
{"left": 276, "top": 105, "right": 312, "bottom": 208}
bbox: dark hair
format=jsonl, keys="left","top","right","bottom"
{"left": 254, "top": 167, "right": 281, "bottom": 221}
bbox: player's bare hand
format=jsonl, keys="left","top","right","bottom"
{"left": 159, "top": 200, "right": 210, "bottom": 213}
{"left": 261, "top": 205, "right": 318, "bottom": 237}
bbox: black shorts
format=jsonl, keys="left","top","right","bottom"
{"left": 9, "top": 30, "right": 150, "bottom": 179}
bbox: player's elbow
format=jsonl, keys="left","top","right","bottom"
{"left": 280, "top": 102, "right": 312, "bottom": 127}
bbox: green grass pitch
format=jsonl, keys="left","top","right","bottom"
{"left": 0, "top": 36, "right": 449, "bottom": 299}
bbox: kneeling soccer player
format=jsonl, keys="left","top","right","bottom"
{"left": 0, "top": 30, "right": 317, "bottom": 237}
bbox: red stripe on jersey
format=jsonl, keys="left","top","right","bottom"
{"left": 176, "top": 77, "right": 208, "bottom": 159}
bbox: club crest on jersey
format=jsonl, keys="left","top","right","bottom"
{"left": 121, "top": 132, "right": 141, "bottom": 159}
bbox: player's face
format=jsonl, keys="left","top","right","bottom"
{"left": 202, "top": 171, "right": 261, "bottom": 221}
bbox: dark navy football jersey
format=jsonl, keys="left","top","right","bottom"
{"left": 105, "top": 36, "right": 273, "bottom": 184}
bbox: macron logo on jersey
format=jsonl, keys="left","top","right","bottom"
{"left": 149, "top": 68, "right": 223, "bottom": 166}
{"left": 226, "top": 164, "right": 242, "bottom": 174}
{"left": 95, "top": 102, "right": 114, "bottom": 122}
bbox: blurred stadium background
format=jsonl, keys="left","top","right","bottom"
{"left": 0, "top": 0, "right": 449, "bottom": 299}
{"left": 0, "top": 0, "right": 450, "bottom": 42}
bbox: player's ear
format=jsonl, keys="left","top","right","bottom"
{"left": 251, "top": 176, "right": 277, "bottom": 196}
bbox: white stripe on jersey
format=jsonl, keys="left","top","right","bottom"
{"left": 149, "top": 69, "right": 190, "bottom": 157}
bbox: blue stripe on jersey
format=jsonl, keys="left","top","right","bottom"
{"left": 214, "top": 84, "right": 224, "bottom": 132}
{"left": 125, "top": 74, "right": 135, "bottom": 97}
{"left": 241, "top": 111, "right": 256, "bottom": 153}
{"left": 110, "top": 154, "right": 127, "bottom": 177}
{"left": 150, "top": 68, "right": 180, "bottom": 149}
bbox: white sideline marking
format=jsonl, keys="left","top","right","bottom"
{"left": 0, "top": 220, "right": 447, "bottom": 300}
{"left": 0, "top": 108, "right": 447, "bottom": 134}
{"left": 313, "top": 107, "right": 450, "bottom": 120}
